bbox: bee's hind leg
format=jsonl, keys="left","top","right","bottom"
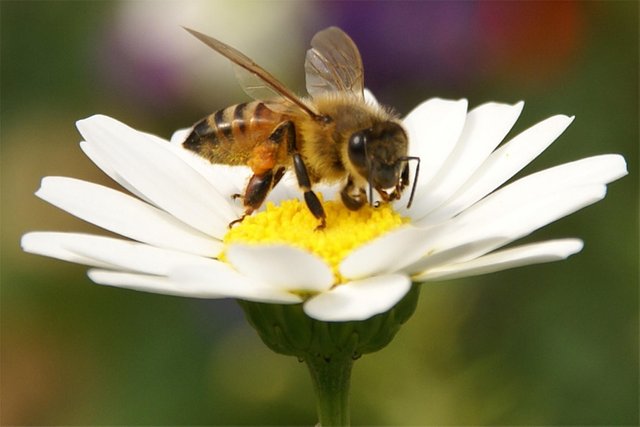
{"left": 229, "top": 168, "right": 284, "bottom": 228}
{"left": 231, "top": 167, "right": 284, "bottom": 204}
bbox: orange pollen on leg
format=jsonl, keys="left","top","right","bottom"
{"left": 247, "top": 143, "right": 278, "bottom": 175}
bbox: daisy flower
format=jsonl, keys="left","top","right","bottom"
{"left": 21, "top": 96, "right": 627, "bottom": 426}
{"left": 22, "top": 98, "right": 626, "bottom": 325}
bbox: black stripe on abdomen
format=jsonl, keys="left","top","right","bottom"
{"left": 233, "top": 102, "right": 248, "bottom": 134}
{"left": 214, "top": 109, "right": 233, "bottom": 140}
{"left": 254, "top": 102, "right": 268, "bottom": 121}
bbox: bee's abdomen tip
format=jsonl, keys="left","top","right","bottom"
{"left": 183, "top": 118, "right": 218, "bottom": 152}
{"left": 182, "top": 131, "right": 202, "bottom": 151}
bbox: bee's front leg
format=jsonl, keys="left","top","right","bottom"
{"left": 388, "top": 162, "right": 410, "bottom": 201}
{"left": 340, "top": 177, "right": 367, "bottom": 210}
{"left": 376, "top": 162, "right": 410, "bottom": 206}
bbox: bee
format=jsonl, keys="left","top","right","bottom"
{"left": 182, "top": 26, "right": 420, "bottom": 229}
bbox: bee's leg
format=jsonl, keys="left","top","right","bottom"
{"left": 272, "top": 166, "right": 286, "bottom": 188}
{"left": 229, "top": 169, "right": 277, "bottom": 228}
{"left": 385, "top": 163, "right": 410, "bottom": 202}
{"left": 399, "top": 162, "right": 410, "bottom": 192}
{"left": 340, "top": 177, "right": 367, "bottom": 210}
{"left": 278, "top": 121, "right": 327, "bottom": 230}
{"left": 231, "top": 167, "right": 284, "bottom": 203}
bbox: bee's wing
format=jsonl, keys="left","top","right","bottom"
{"left": 305, "top": 27, "right": 364, "bottom": 99}
{"left": 231, "top": 65, "right": 296, "bottom": 114}
{"left": 184, "top": 27, "right": 319, "bottom": 118}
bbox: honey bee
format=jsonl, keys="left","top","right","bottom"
{"left": 183, "top": 27, "right": 420, "bottom": 229}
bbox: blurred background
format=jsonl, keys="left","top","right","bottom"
{"left": 1, "top": 1, "right": 637, "bottom": 425}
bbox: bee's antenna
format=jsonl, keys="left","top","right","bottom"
{"left": 399, "top": 156, "right": 420, "bottom": 208}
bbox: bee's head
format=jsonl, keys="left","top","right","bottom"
{"left": 347, "top": 122, "right": 408, "bottom": 189}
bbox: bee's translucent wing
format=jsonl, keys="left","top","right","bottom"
{"left": 305, "top": 27, "right": 364, "bottom": 99}
{"left": 231, "top": 64, "right": 293, "bottom": 114}
{"left": 184, "top": 27, "right": 318, "bottom": 118}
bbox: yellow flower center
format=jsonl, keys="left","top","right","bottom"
{"left": 223, "top": 199, "right": 408, "bottom": 281}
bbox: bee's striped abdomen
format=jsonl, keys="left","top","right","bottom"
{"left": 183, "top": 101, "right": 283, "bottom": 166}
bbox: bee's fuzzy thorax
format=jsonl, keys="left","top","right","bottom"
{"left": 296, "top": 92, "right": 404, "bottom": 185}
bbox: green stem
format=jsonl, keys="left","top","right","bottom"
{"left": 305, "top": 353, "right": 353, "bottom": 427}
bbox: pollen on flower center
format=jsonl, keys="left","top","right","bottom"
{"left": 223, "top": 199, "right": 408, "bottom": 281}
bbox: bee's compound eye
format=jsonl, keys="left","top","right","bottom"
{"left": 348, "top": 131, "right": 367, "bottom": 168}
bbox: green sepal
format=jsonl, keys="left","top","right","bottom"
{"left": 238, "top": 283, "right": 421, "bottom": 359}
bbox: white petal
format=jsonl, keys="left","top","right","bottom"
{"left": 415, "top": 239, "right": 584, "bottom": 281}
{"left": 226, "top": 244, "right": 334, "bottom": 292}
{"left": 22, "top": 232, "right": 114, "bottom": 269}
{"left": 403, "top": 98, "right": 468, "bottom": 188}
{"left": 23, "top": 231, "right": 219, "bottom": 275}
{"left": 401, "top": 236, "right": 510, "bottom": 276}
{"left": 396, "top": 183, "right": 606, "bottom": 280}
{"left": 454, "top": 154, "right": 627, "bottom": 227}
{"left": 456, "top": 184, "right": 608, "bottom": 243}
{"left": 421, "top": 114, "right": 575, "bottom": 225}
{"left": 170, "top": 128, "right": 191, "bottom": 145}
{"left": 60, "top": 235, "right": 222, "bottom": 276}
{"left": 139, "top": 126, "right": 246, "bottom": 205}
{"left": 163, "top": 141, "right": 247, "bottom": 204}
{"left": 402, "top": 101, "right": 523, "bottom": 219}
{"left": 90, "top": 260, "right": 303, "bottom": 303}
{"left": 80, "top": 140, "right": 153, "bottom": 205}
{"left": 303, "top": 274, "right": 411, "bottom": 322}
{"left": 339, "top": 225, "right": 435, "bottom": 279}
{"left": 352, "top": 220, "right": 498, "bottom": 276}
{"left": 76, "top": 115, "right": 236, "bottom": 238}
{"left": 169, "top": 264, "right": 303, "bottom": 303}
{"left": 36, "top": 176, "right": 221, "bottom": 257}
{"left": 88, "top": 269, "right": 218, "bottom": 298}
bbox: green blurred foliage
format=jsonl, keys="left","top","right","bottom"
{"left": 1, "top": 1, "right": 637, "bottom": 425}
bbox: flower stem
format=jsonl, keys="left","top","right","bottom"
{"left": 305, "top": 353, "right": 353, "bottom": 427}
